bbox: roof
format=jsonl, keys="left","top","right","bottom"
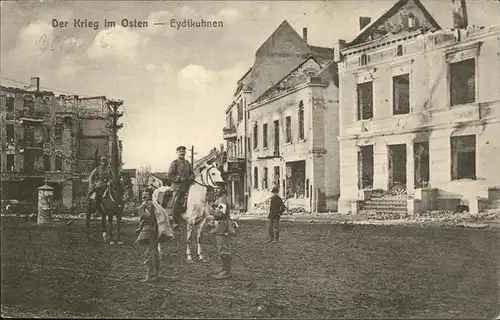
{"left": 0, "top": 85, "right": 55, "bottom": 96}
{"left": 152, "top": 172, "right": 169, "bottom": 181}
{"left": 348, "top": 0, "right": 441, "bottom": 46}
{"left": 122, "top": 168, "right": 137, "bottom": 175}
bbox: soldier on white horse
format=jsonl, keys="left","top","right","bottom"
{"left": 152, "top": 160, "right": 226, "bottom": 263}
{"left": 166, "top": 146, "right": 195, "bottom": 231}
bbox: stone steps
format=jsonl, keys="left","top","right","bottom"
{"left": 361, "top": 197, "right": 408, "bottom": 216}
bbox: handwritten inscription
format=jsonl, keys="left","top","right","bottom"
{"left": 37, "top": 33, "right": 112, "bottom": 52}
{"left": 52, "top": 18, "right": 148, "bottom": 30}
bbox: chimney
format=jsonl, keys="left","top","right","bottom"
{"left": 452, "top": 0, "right": 468, "bottom": 28}
{"left": 302, "top": 27, "right": 308, "bottom": 44}
{"left": 333, "top": 39, "right": 347, "bottom": 62}
{"left": 30, "top": 77, "right": 40, "bottom": 91}
{"left": 359, "top": 16, "right": 371, "bottom": 30}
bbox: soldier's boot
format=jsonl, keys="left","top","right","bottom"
{"left": 141, "top": 260, "right": 158, "bottom": 283}
{"left": 214, "top": 255, "right": 231, "bottom": 279}
{"left": 273, "top": 231, "right": 280, "bottom": 243}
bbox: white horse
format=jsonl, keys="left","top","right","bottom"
{"left": 151, "top": 162, "right": 225, "bottom": 262}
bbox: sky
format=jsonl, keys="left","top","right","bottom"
{"left": 1, "top": 0, "right": 499, "bottom": 171}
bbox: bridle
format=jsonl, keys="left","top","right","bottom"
{"left": 194, "top": 166, "right": 217, "bottom": 189}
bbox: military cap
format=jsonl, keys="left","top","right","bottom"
{"left": 177, "top": 146, "right": 187, "bottom": 151}
{"left": 100, "top": 156, "right": 108, "bottom": 161}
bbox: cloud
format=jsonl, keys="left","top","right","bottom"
{"left": 57, "top": 54, "right": 84, "bottom": 77}
{"left": 87, "top": 26, "right": 148, "bottom": 60}
{"left": 178, "top": 5, "right": 199, "bottom": 18}
{"left": 212, "top": 8, "right": 239, "bottom": 24}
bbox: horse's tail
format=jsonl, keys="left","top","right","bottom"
{"left": 152, "top": 188, "right": 174, "bottom": 240}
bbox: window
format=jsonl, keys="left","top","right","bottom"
{"left": 298, "top": 101, "right": 304, "bottom": 140}
{"left": 273, "top": 166, "right": 280, "bottom": 188}
{"left": 273, "top": 120, "right": 280, "bottom": 155}
{"left": 55, "top": 125, "right": 63, "bottom": 143}
{"left": 237, "top": 101, "right": 243, "bottom": 121}
{"left": 396, "top": 45, "right": 403, "bottom": 56}
{"left": 44, "top": 155, "right": 51, "bottom": 172}
{"left": 6, "top": 124, "right": 14, "bottom": 140}
{"left": 253, "top": 122, "right": 258, "bottom": 150}
{"left": 360, "top": 54, "right": 368, "bottom": 66}
{"left": 6, "top": 97, "right": 14, "bottom": 112}
{"left": 239, "top": 139, "right": 243, "bottom": 157}
{"left": 6, "top": 155, "right": 14, "bottom": 171}
{"left": 357, "top": 82, "right": 373, "bottom": 120}
{"left": 450, "top": 58, "right": 475, "bottom": 106}
{"left": 393, "top": 74, "right": 410, "bottom": 115}
{"left": 253, "top": 167, "right": 259, "bottom": 189}
{"left": 263, "top": 123, "right": 268, "bottom": 148}
{"left": 285, "top": 116, "right": 292, "bottom": 143}
{"left": 23, "top": 96, "right": 34, "bottom": 112}
{"left": 263, "top": 167, "right": 268, "bottom": 189}
{"left": 451, "top": 135, "right": 476, "bottom": 180}
{"left": 247, "top": 137, "right": 251, "bottom": 153}
{"left": 55, "top": 155, "right": 63, "bottom": 171}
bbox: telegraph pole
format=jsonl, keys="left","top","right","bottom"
{"left": 107, "top": 100, "right": 123, "bottom": 185}
{"left": 191, "top": 145, "right": 194, "bottom": 169}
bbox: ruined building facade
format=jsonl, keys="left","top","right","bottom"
{"left": 336, "top": 0, "right": 500, "bottom": 215}
{"left": 0, "top": 78, "right": 121, "bottom": 210}
{"left": 224, "top": 20, "right": 340, "bottom": 212}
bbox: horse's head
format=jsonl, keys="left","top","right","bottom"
{"left": 196, "top": 162, "right": 224, "bottom": 188}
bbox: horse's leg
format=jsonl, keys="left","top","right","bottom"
{"left": 108, "top": 213, "right": 114, "bottom": 244}
{"left": 197, "top": 218, "right": 207, "bottom": 262}
{"left": 186, "top": 222, "right": 194, "bottom": 263}
{"left": 85, "top": 204, "right": 92, "bottom": 234}
{"left": 101, "top": 212, "right": 108, "bottom": 243}
{"left": 116, "top": 213, "right": 123, "bottom": 245}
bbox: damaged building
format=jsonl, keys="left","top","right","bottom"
{"left": 239, "top": 21, "right": 340, "bottom": 212}
{"left": 336, "top": 0, "right": 500, "bottom": 216}
{"left": 0, "top": 77, "right": 122, "bottom": 210}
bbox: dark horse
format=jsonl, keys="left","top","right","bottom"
{"left": 85, "top": 100, "right": 125, "bottom": 244}
{"left": 85, "top": 181, "right": 125, "bottom": 244}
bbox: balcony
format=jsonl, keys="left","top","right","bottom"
{"left": 222, "top": 126, "right": 237, "bottom": 140}
{"left": 17, "top": 110, "right": 48, "bottom": 123}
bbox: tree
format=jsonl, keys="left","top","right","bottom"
{"left": 137, "top": 164, "right": 152, "bottom": 200}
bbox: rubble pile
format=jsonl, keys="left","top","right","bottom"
{"left": 411, "top": 210, "right": 500, "bottom": 223}
{"left": 361, "top": 210, "right": 407, "bottom": 220}
{"left": 387, "top": 184, "right": 407, "bottom": 196}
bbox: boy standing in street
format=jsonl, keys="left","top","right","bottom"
{"left": 135, "top": 191, "right": 160, "bottom": 283}
{"left": 266, "top": 187, "right": 286, "bottom": 243}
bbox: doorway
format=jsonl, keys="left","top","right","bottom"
{"left": 388, "top": 144, "right": 407, "bottom": 190}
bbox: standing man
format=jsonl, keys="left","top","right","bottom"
{"left": 166, "top": 146, "right": 194, "bottom": 230}
{"left": 87, "top": 156, "right": 112, "bottom": 217}
{"left": 266, "top": 187, "right": 286, "bottom": 243}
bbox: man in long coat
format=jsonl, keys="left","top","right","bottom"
{"left": 87, "top": 156, "right": 112, "bottom": 216}
{"left": 166, "top": 146, "right": 194, "bottom": 230}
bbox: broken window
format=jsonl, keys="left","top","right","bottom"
{"left": 253, "top": 122, "right": 258, "bottom": 150}
{"left": 358, "top": 145, "right": 374, "bottom": 189}
{"left": 357, "top": 81, "right": 373, "bottom": 120}
{"left": 273, "top": 120, "right": 280, "bottom": 156}
{"left": 414, "top": 142, "right": 430, "bottom": 188}
{"left": 253, "top": 167, "right": 258, "bottom": 189}
{"left": 285, "top": 116, "right": 292, "bottom": 143}
{"left": 263, "top": 123, "right": 268, "bottom": 148}
{"left": 6, "top": 124, "right": 14, "bottom": 140}
{"left": 23, "top": 153, "right": 35, "bottom": 173}
{"left": 44, "top": 155, "right": 51, "bottom": 172}
{"left": 393, "top": 74, "right": 410, "bottom": 115}
{"left": 451, "top": 135, "right": 476, "bottom": 180}
{"left": 6, "top": 97, "right": 14, "bottom": 112}
{"left": 263, "top": 167, "right": 268, "bottom": 189}
{"left": 286, "top": 161, "right": 306, "bottom": 198}
{"left": 23, "top": 96, "right": 34, "bottom": 112}
{"left": 55, "top": 125, "right": 63, "bottom": 144}
{"left": 24, "top": 126, "right": 35, "bottom": 147}
{"left": 6, "top": 155, "right": 14, "bottom": 171}
{"left": 450, "top": 58, "right": 475, "bottom": 106}
{"left": 298, "top": 101, "right": 304, "bottom": 140}
{"left": 273, "top": 166, "right": 280, "bottom": 189}
{"left": 247, "top": 137, "right": 250, "bottom": 154}
{"left": 55, "top": 155, "right": 63, "bottom": 172}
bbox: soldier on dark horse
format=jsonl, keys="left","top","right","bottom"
{"left": 85, "top": 155, "right": 125, "bottom": 244}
